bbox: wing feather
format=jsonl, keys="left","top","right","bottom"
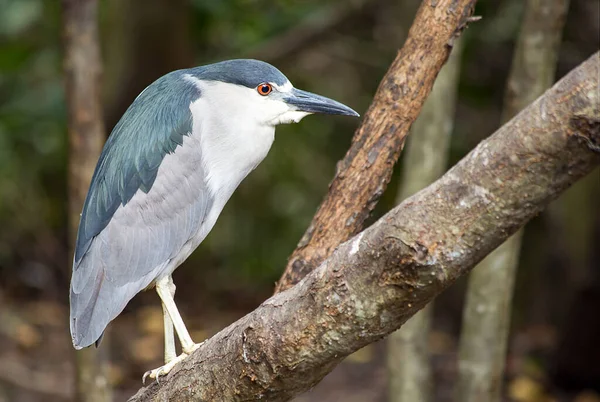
{"left": 69, "top": 71, "right": 212, "bottom": 348}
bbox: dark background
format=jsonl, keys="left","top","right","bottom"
{"left": 0, "top": 0, "right": 598, "bottom": 401}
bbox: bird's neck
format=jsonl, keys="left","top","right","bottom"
{"left": 191, "top": 98, "right": 275, "bottom": 201}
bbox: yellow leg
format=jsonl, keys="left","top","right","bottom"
{"left": 142, "top": 275, "right": 202, "bottom": 383}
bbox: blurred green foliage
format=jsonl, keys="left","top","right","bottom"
{"left": 0, "top": 0, "right": 65, "bottom": 289}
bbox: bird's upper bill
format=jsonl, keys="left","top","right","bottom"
{"left": 283, "top": 88, "right": 359, "bottom": 118}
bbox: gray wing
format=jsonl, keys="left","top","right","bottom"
{"left": 70, "top": 71, "right": 210, "bottom": 348}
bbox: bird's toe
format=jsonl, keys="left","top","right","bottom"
{"left": 142, "top": 353, "right": 189, "bottom": 385}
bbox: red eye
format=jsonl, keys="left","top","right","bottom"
{"left": 257, "top": 83, "right": 272, "bottom": 96}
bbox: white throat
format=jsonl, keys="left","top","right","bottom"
{"left": 186, "top": 78, "right": 276, "bottom": 202}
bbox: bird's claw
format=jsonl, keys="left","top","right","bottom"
{"left": 141, "top": 342, "right": 204, "bottom": 385}
{"left": 142, "top": 370, "right": 155, "bottom": 385}
{"left": 143, "top": 365, "right": 176, "bottom": 385}
{"left": 142, "top": 352, "right": 189, "bottom": 385}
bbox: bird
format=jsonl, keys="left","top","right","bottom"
{"left": 69, "top": 59, "right": 359, "bottom": 381}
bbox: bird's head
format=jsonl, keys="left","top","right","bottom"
{"left": 188, "top": 59, "right": 359, "bottom": 127}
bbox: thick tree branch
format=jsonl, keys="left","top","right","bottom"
{"left": 275, "top": 0, "right": 478, "bottom": 292}
{"left": 131, "top": 53, "right": 600, "bottom": 402}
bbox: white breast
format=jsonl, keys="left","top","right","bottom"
{"left": 188, "top": 79, "right": 276, "bottom": 203}
{"left": 162, "top": 78, "right": 276, "bottom": 271}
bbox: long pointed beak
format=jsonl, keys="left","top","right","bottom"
{"left": 283, "top": 88, "right": 359, "bottom": 117}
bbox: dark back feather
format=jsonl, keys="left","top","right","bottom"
{"left": 74, "top": 72, "right": 199, "bottom": 266}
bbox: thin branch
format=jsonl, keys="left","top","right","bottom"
{"left": 275, "top": 0, "right": 479, "bottom": 293}
{"left": 130, "top": 52, "right": 600, "bottom": 402}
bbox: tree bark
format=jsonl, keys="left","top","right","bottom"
{"left": 62, "top": 0, "right": 110, "bottom": 401}
{"left": 130, "top": 52, "right": 600, "bottom": 402}
{"left": 457, "top": 1, "right": 570, "bottom": 401}
{"left": 387, "top": 38, "right": 463, "bottom": 402}
{"left": 274, "top": 0, "right": 479, "bottom": 292}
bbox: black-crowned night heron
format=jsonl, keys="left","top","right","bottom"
{"left": 70, "top": 59, "right": 359, "bottom": 381}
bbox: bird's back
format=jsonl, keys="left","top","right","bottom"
{"left": 70, "top": 71, "right": 211, "bottom": 348}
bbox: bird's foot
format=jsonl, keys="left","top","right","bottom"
{"left": 142, "top": 341, "right": 204, "bottom": 384}
{"left": 142, "top": 353, "right": 186, "bottom": 384}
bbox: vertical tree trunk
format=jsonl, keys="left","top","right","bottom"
{"left": 456, "top": 1, "right": 570, "bottom": 401}
{"left": 62, "top": 0, "right": 110, "bottom": 401}
{"left": 386, "top": 39, "right": 463, "bottom": 402}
